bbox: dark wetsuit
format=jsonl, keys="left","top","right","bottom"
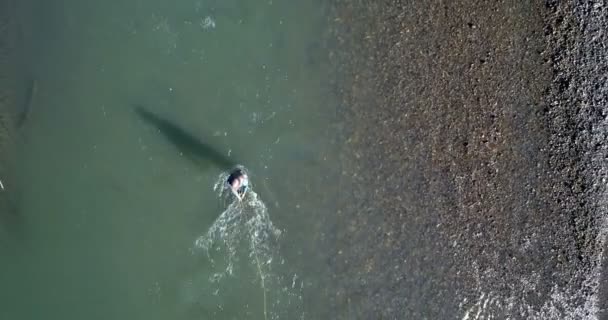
{"left": 227, "top": 169, "right": 248, "bottom": 196}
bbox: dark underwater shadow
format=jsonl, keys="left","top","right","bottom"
{"left": 133, "top": 105, "right": 236, "bottom": 171}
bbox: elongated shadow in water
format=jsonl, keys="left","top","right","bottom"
{"left": 133, "top": 105, "right": 236, "bottom": 170}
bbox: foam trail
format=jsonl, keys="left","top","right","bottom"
{"left": 191, "top": 170, "right": 303, "bottom": 319}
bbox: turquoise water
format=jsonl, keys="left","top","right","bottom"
{"left": 2, "top": 0, "right": 339, "bottom": 319}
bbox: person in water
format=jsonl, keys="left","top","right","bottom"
{"left": 227, "top": 168, "right": 249, "bottom": 201}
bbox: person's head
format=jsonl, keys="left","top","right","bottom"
{"left": 227, "top": 169, "right": 245, "bottom": 186}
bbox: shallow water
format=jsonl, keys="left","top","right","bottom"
{"left": 1, "top": 0, "right": 338, "bottom": 319}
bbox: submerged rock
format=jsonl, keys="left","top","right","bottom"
{"left": 0, "top": 0, "right": 32, "bottom": 235}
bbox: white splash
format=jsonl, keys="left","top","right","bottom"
{"left": 200, "top": 16, "right": 216, "bottom": 30}
{"left": 189, "top": 170, "right": 301, "bottom": 319}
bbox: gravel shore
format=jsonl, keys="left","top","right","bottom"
{"left": 325, "top": 0, "right": 608, "bottom": 318}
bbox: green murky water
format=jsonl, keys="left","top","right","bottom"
{"left": 1, "top": 0, "right": 338, "bottom": 319}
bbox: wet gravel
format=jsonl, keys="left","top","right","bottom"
{"left": 323, "top": 0, "right": 608, "bottom": 318}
